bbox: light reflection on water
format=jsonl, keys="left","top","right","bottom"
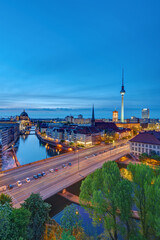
{"left": 16, "top": 133, "right": 64, "bottom": 165}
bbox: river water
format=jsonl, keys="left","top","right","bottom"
{"left": 2, "top": 127, "right": 66, "bottom": 170}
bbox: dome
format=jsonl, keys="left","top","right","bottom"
{"left": 20, "top": 110, "right": 28, "bottom": 117}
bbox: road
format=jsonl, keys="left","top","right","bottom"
{"left": 0, "top": 143, "right": 130, "bottom": 208}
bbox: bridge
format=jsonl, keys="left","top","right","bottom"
{"left": 0, "top": 143, "right": 130, "bottom": 208}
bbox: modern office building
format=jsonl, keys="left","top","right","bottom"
{"left": 120, "top": 69, "right": 126, "bottom": 122}
{"left": 142, "top": 108, "right": 149, "bottom": 119}
{"left": 112, "top": 110, "right": 118, "bottom": 122}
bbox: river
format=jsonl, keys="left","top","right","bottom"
{"left": 2, "top": 127, "right": 66, "bottom": 170}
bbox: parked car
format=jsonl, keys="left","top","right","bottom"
{"left": 33, "top": 175, "right": 38, "bottom": 179}
{"left": 26, "top": 178, "right": 30, "bottom": 183}
{"left": 41, "top": 172, "right": 46, "bottom": 176}
{"left": 37, "top": 173, "right": 42, "bottom": 178}
{"left": 8, "top": 184, "right": 14, "bottom": 190}
{"left": 62, "top": 164, "right": 66, "bottom": 168}
{"left": 17, "top": 181, "right": 22, "bottom": 187}
{"left": 54, "top": 168, "right": 58, "bottom": 172}
{"left": 0, "top": 185, "right": 7, "bottom": 191}
{"left": 68, "top": 162, "right": 72, "bottom": 166}
{"left": 49, "top": 169, "right": 54, "bottom": 172}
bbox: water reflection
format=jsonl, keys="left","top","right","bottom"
{"left": 2, "top": 127, "right": 66, "bottom": 170}
{"left": 15, "top": 133, "right": 65, "bottom": 166}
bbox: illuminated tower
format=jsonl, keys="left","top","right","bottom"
{"left": 120, "top": 69, "right": 125, "bottom": 122}
{"left": 91, "top": 104, "right": 95, "bottom": 126}
{"left": 112, "top": 109, "right": 118, "bottom": 122}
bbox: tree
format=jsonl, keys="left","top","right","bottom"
{"left": 80, "top": 161, "right": 122, "bottom": 240}
{"left": 9, "top": 207, "right": 31, "bottom": 240}
{"left": 127, "top": 163, "right": 154, "bottom": 239}
{"left": 60, "top": 231, "right": 76, "bottom": 240}
{"left": 0, "top": 203, "right": 12, "bottom": 240}
{"left": 0, "top": 193, "right": 12, "bottom": 206}
{"left": 22, "top": 193, "right": 51, "bottom": 240}
{"left": 61, "top": 204, "right": 82, "bottom": 235}
{"left": 115, "top": 179, "right": 139, "bottom": 239}
{"left": 144, "top": 175, "right": 160, "bottom": 239}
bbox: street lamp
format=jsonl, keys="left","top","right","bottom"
{"left": 77, "top": 149, "right": 80, "bottom": 171}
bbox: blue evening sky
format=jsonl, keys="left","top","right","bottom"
{"left": 0, "top": 0, "right": 160, "bottom": 118}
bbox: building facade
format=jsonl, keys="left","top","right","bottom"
{"left": 112, "top": 110, "right": 118, "bottom": 122}
{"left": 129, "top": 131, "right": 160, "bottom": 156}
{"left": 142, "top": 108, "right": 149, "bottom": 119}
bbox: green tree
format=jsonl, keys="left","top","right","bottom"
{"left": 22, "top": 193, "right": 51, "bottom": 240}
{"left": 0, "top": 203, "right": 12, "bottom": 240}
{"left": 61, "top": 230, "right": 76, "bottom": 240}
{"left": 0, "top": 193, "right": 12, "bottom": 206}
{"left": 80, "top": 161, "right": 121, "bottom": 240}
{"left": 145, "top": 175, "right": 160, "bottom": 239}
{"left": 127, "top": 163, "right": 154, "bottom": 239}
{"left": 9, "top": 207, "right": 31, "bottom": 240}
{"left": 61, "top": 204, "right": 82, "bottom": 234}
{"left": 115, "top": 179, "right": 139, "bottom": 239}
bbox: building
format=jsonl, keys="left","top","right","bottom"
{"left": 65, "top": 116, "right": 74, "bottom": 123}
{"left": 19, "top": 110, "right": 30, "bottom": 121}
{"left": 0, "top": 123, "right": 19, "bottom": 169}
{"left": 120, "top": 69, "right": 126, "bottom": 123}
{"left": 78, "top": 114, "right": 83, "bottom": 119}
{"left": 74, "top": 126, "right": 101, "bottom": 145}
{"left": 91, "top": 105, "right": 95, "bottom": 126}
{"left": 95, "top": 121, "right": 131, "bottom": 139}
{"left": 73, "top": 118, "right": 91, "bottom": 125}
{"left": 116, "top": 122, "right": 141, "bottom": 131}
{"left": 112, "top": 110, "right": 118, "bottom": 122}
{"left": 130, "top": 131, "right": 160, "bottom": 156}
{"left": 142, "top": 108, "right": 149, "bottom": 119}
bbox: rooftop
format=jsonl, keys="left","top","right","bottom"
{"left": 130, "top": 131, "right": 160, "bottom": 145}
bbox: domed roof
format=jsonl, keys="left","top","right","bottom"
{"left": 20, "top": 110, "right": 28, "bottom": 117}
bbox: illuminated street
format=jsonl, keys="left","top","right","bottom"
{"left": 0, "top": 143, "right": 129, "bottom": 208}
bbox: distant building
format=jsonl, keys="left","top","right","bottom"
{"left": 46, "top": 125, "right": 101, "bottom": 145}
{"left": 130, "top": 131, "right": 160, "bottom": 156}
{"left": 65, "top": 116, "right": 74, "bottom": 123}
{"left": 129, "top": 116, "right": 139, "bottom": 123}
{"left": 78, "top": 114, "right": 83, "bottom": 119}
{"left": 95, "top": 121, "right": 131, "bottom": 139}
{"left": 91, "top": 105, "right": 95, "bottom": 126}
{"left": 112, "top": 110, "right": 118, "bottom": 122}
{"left": 19, "top": 110, "right": 30, "bottom": 121}
{"left": 142, "top": 108, "right": 149, "bottom": 119}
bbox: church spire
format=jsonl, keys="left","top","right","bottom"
{"left": 91, "top": 104, "right": 95, "bottom": 126}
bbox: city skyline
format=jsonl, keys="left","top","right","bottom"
{"left": 0, "top": 1, "right": 160, "bottom": 117}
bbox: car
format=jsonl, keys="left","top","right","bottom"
{"left": 54, "top": 168, "right": 58, "bottom": 172}
{"left": 62, "top": 164, "right": 66, "bottom": 168}
{"left": 37, "top": 173, "right": 42, "bottom": 178}
{"left": 8, "top": 184, "right": 14, "bottom": 190}
{"left": 68, "top": 162, "right": 72, "bottom": 166}
{"left": 26, "top": 177, "right": 30, "bottom": 183}
{"left": 17, "top": 181, "right": 22, "bottom": 187}
{"left": 33, "top": 175, "right": 38, "bottom": 179}
{"left": 49, "top": 169, "right": 54, "bottom": 172}
{"left": 41, "top": 172, "right": 46, "bottom": 176}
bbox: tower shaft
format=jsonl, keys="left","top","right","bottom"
{"left": 121, "top": 95, "right": 124, "bottom": 122}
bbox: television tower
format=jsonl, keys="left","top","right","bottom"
{"left": 120, "top": 68, "right": 125, "bottom": 122}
